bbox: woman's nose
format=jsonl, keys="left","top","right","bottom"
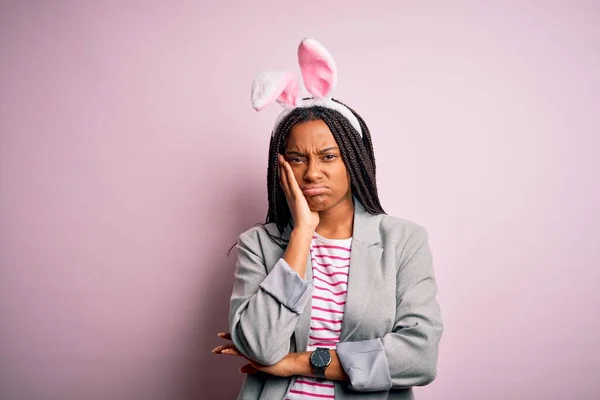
{"left": 303, "top": 159, "right": 323, "bottom": 182}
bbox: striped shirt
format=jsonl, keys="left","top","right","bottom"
{"left": 285, "top": 232, "right": 352, "bottom": 400}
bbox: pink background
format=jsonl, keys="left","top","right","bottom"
{"left": 1, "top": 1, "right": 599, "bottom": 399}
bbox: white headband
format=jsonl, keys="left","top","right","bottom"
{"left": 251, "top": 38, "right": 363, "bottom": 138}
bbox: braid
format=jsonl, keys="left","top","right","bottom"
{"left": 264, "top": 99, "right": 385, "bottom": 235}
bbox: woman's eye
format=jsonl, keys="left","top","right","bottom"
{"left": 324, "top": 155, "right": 337, "bottom": 160}
{"left": 289, "top": 158, "right": 304, "bottom": 163}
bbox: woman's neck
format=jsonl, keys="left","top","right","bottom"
{"left": 315, "top": 196, "right": 354, "bottom": 239}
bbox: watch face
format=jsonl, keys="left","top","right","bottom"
{"left": 310, "top": 348, "right": 331, "bottom": 368}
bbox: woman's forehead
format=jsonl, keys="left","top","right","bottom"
{"left": 285, "top": 120, "right": 337, "bottom": 148}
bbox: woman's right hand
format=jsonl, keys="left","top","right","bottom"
{"left": 278, "top": 154, "right": 319, "bottom": 232}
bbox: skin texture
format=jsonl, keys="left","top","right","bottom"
{"left": 214, "top": 120, "right": 354, "bottom": 381}
{"left": 278, "top": 119, "right": 355, "bottom": 279}
{"left": 284, "top": 119, "right": 352, "bottom": 220}
{"left": 265, "top": 101, "right": 386, "bottom": 240}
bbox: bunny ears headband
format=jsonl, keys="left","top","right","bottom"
{"left": 251, "top": 38, "right": 363, "bottom": 138}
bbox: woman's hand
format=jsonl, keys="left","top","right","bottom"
{"left": 278, "top": 154, "right": 319, "bottom": 231}
{"left": 212, "top": 332, "right": 296, "bottom": 377}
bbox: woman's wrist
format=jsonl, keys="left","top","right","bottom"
{"left": 292, "top": 225, "right": 316, "bottom": 238}
{"left": 285, "top": 350, "right": 349, "bottom": 381}
{"left": 287, "top": 352, "right": 312, "bottom": 377}
{"left": 283, "top": 228, "right": 314, "bottom": 279}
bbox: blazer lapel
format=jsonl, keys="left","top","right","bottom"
{"left": 339, "top": 198, "right": 382, "bottom": 342}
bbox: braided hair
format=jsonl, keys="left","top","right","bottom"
{"left": 266, "top": 98, "right": 385, "bottom": 235}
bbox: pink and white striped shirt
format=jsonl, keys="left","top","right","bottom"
{"left": 285, "top": 232, "right": 352, "bottom": 400}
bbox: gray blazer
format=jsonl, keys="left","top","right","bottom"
{"left": 229, "top": 199, "right": 443, "bottom": 399}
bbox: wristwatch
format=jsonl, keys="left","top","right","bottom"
{"left": 309, "top": 347, "right": 332, "bottom": 380}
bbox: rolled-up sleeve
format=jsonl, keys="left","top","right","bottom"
{"left": 229, "top": 231, "right": 314, "bottom": 366}
{"left": 336, "top": 338, "right": 392, "bottom": 391}
{"left": 382, "top": 226, "right": 443, "bottom": 389}
{"left": 337, "top": 225, "right": 443, "bottom": 391}
{"left": 260, "top": 258, "right": 313, "bottom": 313}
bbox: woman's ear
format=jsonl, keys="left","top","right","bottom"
{"left": 297, "top": 38, "right": 337, "bottom": 99}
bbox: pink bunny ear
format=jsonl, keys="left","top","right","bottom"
{"left": 251, "top": 71, "right": 299, "bottom": 111}
{"left": 298, "top": 38, "right": 337, "bottom": 99}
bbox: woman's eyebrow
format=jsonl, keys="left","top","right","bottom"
{"left": 285, "top": 150, "right": 305, "bottom": 156}
{"left": 284, "top": 147, "right": 339, "bottom": 156}
{"left": 319, "top": 147, "right": 339, "bottom": 154}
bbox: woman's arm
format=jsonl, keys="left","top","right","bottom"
{"left": 288, "top": 350, "right": 349, "bottom": 381}
{"left": 229, "top": 155, "right": 319, "bottom": 366}
{"left": 229, "top": 230, "right": 313, "bottom": 366}
{"left": 279, "top": 153, "right": 320, "bottom": 280}
{"left": 335, "top": 225, "right": 444, "bottom": 391}
{"left": 282, "top": 227, "right": 313, "bottom": 279}
{"left": 215, "top": 343, "right": 349, "bottom": 382}
{"left": 227, "top": 225, "right": 442, "bottom": 389}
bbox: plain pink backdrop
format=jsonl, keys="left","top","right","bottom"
{"left": 1, "top": 1, "right": 599, "bottom": 399}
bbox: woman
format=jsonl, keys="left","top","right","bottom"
{"left": 213, "top": 38, "right": 443, "bottom": 399}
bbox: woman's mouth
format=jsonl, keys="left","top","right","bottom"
{"left": 302, "top": 186, "right": 327, "bottom": 196}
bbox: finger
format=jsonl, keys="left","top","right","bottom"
{"left": 278, "top": 155, "right": 292, "bottom": 200}
{"left": 213, "top": 343, "right": 244, "bottom": 357}
{"left": 282, "top": 160, "right": 302, "bottom": 198}
{"left": 240, "top": 363, "right": 259, "bottom": 375}
{"left": 220, "top": 347, "right": 242, "bottom": 356}
{"left": 211, "top": 343, "right": 235, "bottom": 354}
{"left": 278, "top": 158, "right": 296, "bottom": 201}
{"left": 278, "top": 154, "right": 288, "bottom": 191}
{"left": 217, "top": 332, "right": 231, "bottom": 340}
{"left": 211, "top": 344, "right": 226, "bottom": 354}
{"left": 281, "top": 159, "right": 295, "bottom": 195}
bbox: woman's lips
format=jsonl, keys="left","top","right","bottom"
{"left": 302, "top": 186, "right": 327, "bottom": 195}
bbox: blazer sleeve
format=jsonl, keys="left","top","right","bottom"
{"left": 229, "top": 230, "right": 314, "bottom": 366}
{"left": 337, "top": 226, "right": 443, "bottom": 391}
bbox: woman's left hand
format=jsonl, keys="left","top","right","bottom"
{"left": 212, "top": 332, "right": 296, "bottom": 377}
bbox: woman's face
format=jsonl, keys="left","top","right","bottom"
{"left": 283, "top": 119, "right": 352, "bottom": 212}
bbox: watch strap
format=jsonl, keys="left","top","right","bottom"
{"left": 313, "top": 366, "right": 326, "bottom": 380}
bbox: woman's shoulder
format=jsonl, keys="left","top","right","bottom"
{"left": 368, "top": 214, "right": 432, "bottom": 267}
{"left": 237, "top": 222, "right": 288, "bottom": 247}
{"left": 374, "top": 213, "right": 429, "bottom": 245}
{"left": 375, "top": 212, "right": 427, "bottom": 233}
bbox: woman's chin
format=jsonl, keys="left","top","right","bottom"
{"left": 307, "top": 195, "right": 329, "bottom": 211}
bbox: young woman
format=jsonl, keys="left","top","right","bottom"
{"left": 213, "top": 38, "right": 443, "bottom": 400}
